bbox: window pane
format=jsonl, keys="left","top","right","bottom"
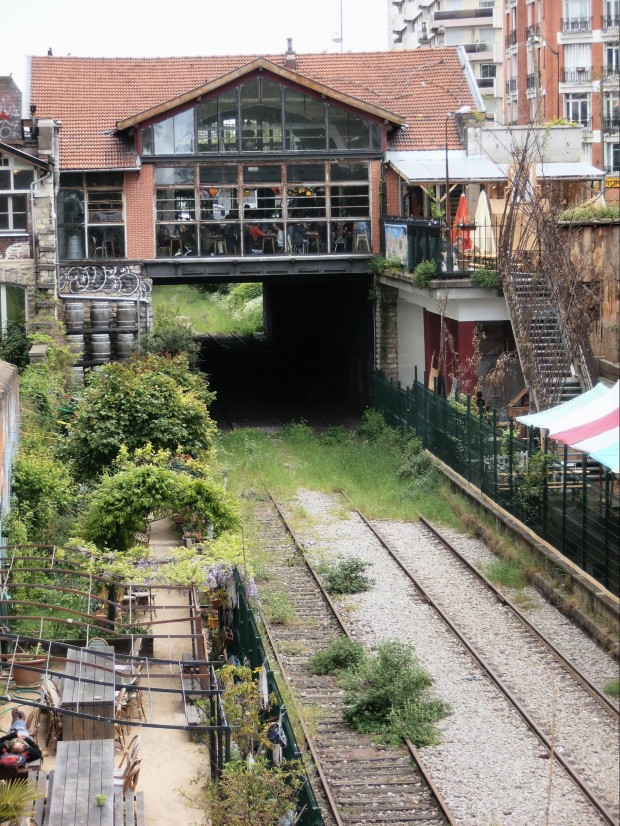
{"left": 59, "top": 172, "right": 83, "bottom": 187}
{"left": 199, "top": 165, "right": 238, "bottom": 184}
{"left": 0, "top": 195, "right": 8, "bottom": 228}
{"left": 200, "top": 186, "right": 238, "bottom": 220}
{"left": 331, "top": 184, "right": 369, "bottom": 217}
{"left": 156, "top": 189, "right": 195, "bottom": 222}
{"left": 13, "top": 169, "right": 35, "bottom": 189}
{"left": 88, "top": 226, "right": 125, "bottom": 258}
{"left": 219, "top": 92, "right": 239, "bottom": 152}
{"left": 155, "top": 167, "right": 195, "bottom": 185}
{"left": 85, "top": 172, "right": 124, "bottom": 187}
{"left": 328, "top": 107, "right": 349, "bottom": 149}
{"left": 88, "top": 191, "right": 123, "bottom": 222}
{"left": 197, "top": 99, "right": 219, "bottom": 153}
{"left": 0, "top": 171, "right": 10, "bottom": 189}
{"left": 11, "top": 195, "right": 27, "bottom": 229}
{"left": 349, "top": 114, "right": 369, "bottom": 149}
{"left": 287, "top": 163, "right": 325, "bottom": 183}
{"left": 243, "top": 165, "right": 281, "bottom": 183}
{"left": 174, "top": 109, "right": 195, "bottom": 154}
{"left": 154, "top": 118, "right": 175, "bottom": 154}
{"left": 58, "top": 190, "right": 85, "bottom": 224}
{"left": 304, "top": 97, "right": 327, "bottom": 150}
{"left": 331, "top": 161, "right": 369, "bottom": 181}
{"left": 369, "top": 122, "right": 382, "bottom": 150}
{"left": 260, "top": 79, "right": 284, "bottom": 152}
{"left": 141, "top": 126, "right": 153, "bottom": 155}
{"left": 6, "top": 286, "right": 26, "bottom": 325}
{"left": 284, "top": 90, "right": 306, "bottom": 150}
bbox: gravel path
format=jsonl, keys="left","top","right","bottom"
{"left": 284, "top": 489, "right": 619, "bottom": 826}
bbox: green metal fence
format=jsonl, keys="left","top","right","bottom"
{"left": 373, "top": 370, "right": 620, "bottom": 596}
{"left": 231, "top": 569, "right": 324, "bottom": 826}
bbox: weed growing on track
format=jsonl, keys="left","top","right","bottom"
{"left": 309, "top": 638, "right": 366, "bottom": 675}
{"left": 604, "top": 678, "right": 619, "bottom": 699}
{"left": 483, "top": 558, "right": 527, "bottom": 590}
{"left": 318, "top": 557, "right": 373, "bottom": 594}
{"left": 264, "top": 592, "right": 295, "bottom": 625}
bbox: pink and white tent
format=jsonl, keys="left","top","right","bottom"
{"left": 517, "top": 382, "right": 619, "bottom": 473}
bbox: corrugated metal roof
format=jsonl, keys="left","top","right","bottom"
{"left": 387, "top": 150, "right": 605, "bottom": 183}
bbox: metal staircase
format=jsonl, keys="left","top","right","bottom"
{"left": 503, "top": 268, "right": 596, "bottom": 411}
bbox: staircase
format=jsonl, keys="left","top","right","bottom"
{"left": 503, "top": 269, "right": 596, "bottom": 410}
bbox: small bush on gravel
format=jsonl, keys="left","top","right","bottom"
{"left": 264, "top": 593, "right": 295, "bottom": 625}
{"left": 309, "top": 637, "right": 366, "bottom": 675}
{"left": 319, "top": 557, "right": 373, "bottom": 594}
{"left": 604, "top": 678, "right": 619, "bottom": 699}
{"left": 340, "top": 640, "right": 450, "bottom": 746}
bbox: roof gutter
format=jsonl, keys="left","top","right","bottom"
{"left": 455, "top": 45, "right": 485, "bottom": 113}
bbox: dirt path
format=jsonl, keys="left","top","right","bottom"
{"left": 138, "top": 517, "right": 206, "bottom": 826}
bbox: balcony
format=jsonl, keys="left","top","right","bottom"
{"left": 464, "top": 42, "right": 491, "bottom": 54}
{"left": 526, "top": 23, "right": 540, "bottom": 40}
{"left": 602, "top": 15, "right": 619, "bottom": 30}
{"left": 505, "top": 30, "right": 517, "bottom": 48}
{"left": 434, "top": 8, "right": 492, "bottom": 20}
{"left": 561, "top": 17, "right": 592, "bottom": 33}
{"left": 562, "top": 67, "right": 592, "bottom": 83}
{"left": 603, "top": 116, "right": 620, "bottom": 133}
{"left": 477, "top": 77, "right": 495, "bottom": 90}
{"left": 603, "top": 67, "right": 620, "bottom": 83}
{"left": 526, "top": 73, "right": 540, "bottom": 91}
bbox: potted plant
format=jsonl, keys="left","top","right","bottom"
{"left": 0, "top": 777, "right": 42, "bottom": 824}
{"left": 2, "top": 647, "right": 47, "bottom": 688}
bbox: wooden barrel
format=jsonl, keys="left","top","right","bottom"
{"left": 116, "top": 301, "right": 136, "bottom": 329}
{"left": 71, "top": 366, "right": 84, "bottom": 385}
{"left": 63, "top": 301, "right": 84, "bottom": 333}
{"left": 90, "top": 301, "right": 110, "bottom": 328}
{"left": 90, "top": 333, "right": 111, "bottom": 364}
{"left": 67, "top": 334, "right": 84, "bottom": 360}
{"left": 115, "top": 332, "right": 136, "bottom": 360}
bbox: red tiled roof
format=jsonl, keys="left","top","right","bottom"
{"left": 30, "top": 49, "right": 476, "bottom": 169}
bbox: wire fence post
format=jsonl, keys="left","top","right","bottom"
{"left": 492, "top": 409, "right": 498, "bottom": 501}
{"left": 562, "top": 444, "right": 568, "bottom": 553}
{"left": 508, "top": 417, "right": 514, "bottom": 509}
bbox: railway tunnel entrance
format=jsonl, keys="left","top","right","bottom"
{"left": 197, "top": 274, "right": 374, "bottom": 429}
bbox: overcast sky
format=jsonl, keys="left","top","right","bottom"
{"left": 2, "top": 0, "right": 389, "bottom": 96}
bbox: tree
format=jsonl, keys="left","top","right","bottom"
{"left": 63, "top": 354, "right": 217, "bottom": 479}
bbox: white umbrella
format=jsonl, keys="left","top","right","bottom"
{"left": 473, "top": 190, "right": 496, "bottom": 256}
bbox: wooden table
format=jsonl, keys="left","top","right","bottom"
{"left": 46, "top": 739, "right": 114, "bottom": 826}
{"left": 61, "top": 649, "right": 116, "bottom": 741}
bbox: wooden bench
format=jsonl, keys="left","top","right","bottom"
{"left": 114, "top": 790, "right": 146, "bottom": 826}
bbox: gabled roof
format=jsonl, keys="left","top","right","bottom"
{"left": 116, "top": 57, "right": 405, "bottom": 131}
{"left": 30, "top": 49, "right": 476, "bottom": 170}
{"left": 0, "top": 141, "right": 50, "bottom": 169}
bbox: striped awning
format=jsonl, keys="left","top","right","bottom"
{"left": 517, "top": 382, "right": 620, "bottom": 473}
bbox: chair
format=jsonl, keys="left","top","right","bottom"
{"left": 87, "top": 638, "right": 110, "bottom": 649}
{"left": 261, "top": 234, "right": 277, "bottom": 254}
{"left": 44, "top": 679, "right": 62, "bottom": 750}
{"left": 353, "top": 222, "right": 370, "bottom": 252}
{"left": 114, "top": 759, "right": 142, "bottom": 795}
{"left": 115, "top": 734, "right": 141, "bottom": 776}
{"left": 25, "top": 707, "right": 41, "bottom": 743}
{"left": 304, "top": 232, "right": 320, "bottom": 253}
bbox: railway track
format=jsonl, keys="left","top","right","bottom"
{"left": 256, "top": 489, "right": 620, "bottom": 825}
{"left": 254, "top": 493, "right": 455, "bottom": 826}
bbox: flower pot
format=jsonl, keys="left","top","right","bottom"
{"left": 8, "top": 656, "right": 47, "bottom": 687}
{"left": 96, "top": 794, "right": 107, "bottom": 807}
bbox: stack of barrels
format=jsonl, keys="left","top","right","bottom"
{"left": 63, "top": 299, "right": 143, "bottom": 377}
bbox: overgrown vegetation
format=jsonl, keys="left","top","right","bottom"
{"left": 412, "top": 259, "right": 438, "bottom": 288}
{"left": 318, "top": 557, "right": 373, "bottom": 594}
{"left": 470, "top": 268, "right": 501, "bottom": 288}
{"left": 483, "top": 557, "right": 527, "bottom": 590}
{"left": 604, "top": 678, "right": 620, "bottom": 699}
{"left": 558, "top": 204, "right": 619, "bottom": 223}
{"left": 309, "top": 637, "right": 366, "bottom": 675}
{"left": 152, "top": 283, "right": 263, "bottom": 336}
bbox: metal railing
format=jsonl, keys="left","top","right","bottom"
{"left": 563, "top": 68, "right": 592, "bottom": 82}
{"left": 562, "top": 16, "right": 592, "bottom": 31}
{"left": 602, "top": 14, "right": 620, "bottom": 29}
{"left": 372, "top": 370, "right": 620, "bottom": 597}
{"left": 603, "top": 115, "right": 620, "bottom": 132}
{"left": 231, "top": 569, "right": 324, "bottom": 826}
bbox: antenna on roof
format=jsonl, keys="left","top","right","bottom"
{"left": 47, "top": 48, "right": 53, "bottom": 56}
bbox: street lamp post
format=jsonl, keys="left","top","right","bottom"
{"left": 444, "top": 105, "right": 471, "bottom": 273}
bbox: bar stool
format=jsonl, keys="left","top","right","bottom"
{"left": 354, "top": 226, "right": 370, "bottom": 253}
{"left": 262, "top": 234, "right": 277, "bottom": 254}
{"left": 304, "top": 232, "right": 320, "bottom": 253}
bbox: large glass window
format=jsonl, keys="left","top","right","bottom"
{"left": 58, "top": 172, "right": 125, "bottom": 260}
{"left": 565, "top": 93, "right": 590, "bottom": 128}
{"left": 140, "top": 77, "right": 381, "bottom": 157}
{"left": 0, "top": 153, "right": 34, "bottom": 232}
{"left": 154, "top": 160, "right": 371, "bottom": 257}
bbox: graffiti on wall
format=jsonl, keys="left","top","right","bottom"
{"left": 0, "top": 79, "right": 22, "bottom": 143}
{"left": 59, "top": 265, "right": 152, "bottom": 299}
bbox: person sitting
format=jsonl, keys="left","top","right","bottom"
{"left": 0, "top": 709, "right": 42, "bottom": 765}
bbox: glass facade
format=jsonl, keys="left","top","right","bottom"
{"left": 58, "top": 172, "right": 125, "bottom": 260}
{"left": 154, "top": 160, "right": 371, "bottom": 257}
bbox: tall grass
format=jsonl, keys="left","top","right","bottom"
{"left": 218, "top": 417, "right": 463, "bottom": 527}
{"left": 152, "top": 284, "right": 262, "bottom": 335}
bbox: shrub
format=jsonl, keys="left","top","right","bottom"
{"left": 264, "top": 593, "right": 295, "bottom": 625}
{"left": 340, "top": 640, "right": 450, "bottom": 746}
{"left": 357, "top": 409, "right": 400, "bottom": 447}
{"left": 140, "top": 307, "right": 199, "bottom": 366}
{"left": 412, "top": 260, "right": 437, "bottom": 288}
{"left": 319, "top": 557, "right": 373, "bottom": 595}
{"left": 309, "top": 637, "right": 366, "bottom": 675}
{"left": 0, "top": 322, "right": 31, "bottom": 370}
{"left": 470, "top": 268, "right": 501, "bottom": 288}
{"left": 369, "top": 256, "right": 405, "bottom": 277}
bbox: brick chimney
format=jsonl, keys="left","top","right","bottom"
{"left": 285, "top": 38, "right": 297, "bottom": 71}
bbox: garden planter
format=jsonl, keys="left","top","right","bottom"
{"left": 7, "top": 656, "right": 47, "bottom": 687}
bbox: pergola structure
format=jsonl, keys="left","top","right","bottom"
{"left": 0, "top": 544, "right": 231, "bottom": 777}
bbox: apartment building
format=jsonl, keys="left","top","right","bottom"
{"left": 504, "top": 0, "right": 619, "bottom": 181}
{"left": 388, "top": 0, "right": 504, "bottom": 121}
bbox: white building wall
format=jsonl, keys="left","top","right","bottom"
{"left": 397, "top": 299, "right": 426, "bottom": 388}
